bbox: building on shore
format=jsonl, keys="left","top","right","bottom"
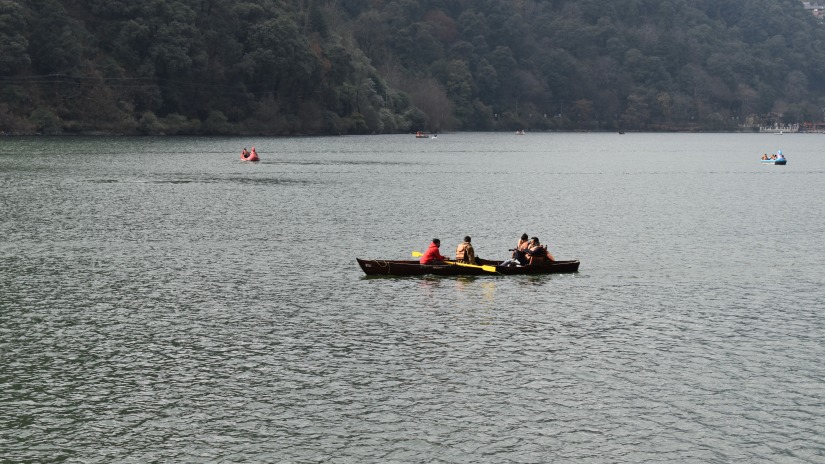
{"left": 758, "top": 124, "right": 799, "bottom": 133}
{"left": 799, "top": 122, "right": 825, "bottom": 132}
{"left": 802, "top": 1, "right": 825, "bottom": 18}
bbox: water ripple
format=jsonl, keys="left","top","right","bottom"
{"left": 2, "top": 134, "right": 825, "bottom": 462}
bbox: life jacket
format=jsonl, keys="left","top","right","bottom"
{"left": 455, "top": 242, "right": 474, "bottom": 263}
{"left": 526, "top": 245, "right": 547, "bottom": 265}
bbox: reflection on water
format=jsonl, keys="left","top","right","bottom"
{"left": 1, "top": 133, "right": 824, "bottom": 462}
{"left": 480, "top": 281, "right": 496, "bottom": 303}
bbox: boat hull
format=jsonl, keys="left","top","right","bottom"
{"left": 357, "top": 258, "right": 580, "bottom": 276}
{"left": 761, "top": 159, "right": 786, "bottom": 165}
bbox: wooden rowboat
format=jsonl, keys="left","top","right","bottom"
{"left": 357, "top": 258, "right": 580, "bottom": 276}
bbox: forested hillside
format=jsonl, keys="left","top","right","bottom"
{"left": 2, "top": 0, "right": 825, "bottom": 135}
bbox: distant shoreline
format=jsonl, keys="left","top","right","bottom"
{"left": 4, "top": 128, "right": 787, "bottom": 137}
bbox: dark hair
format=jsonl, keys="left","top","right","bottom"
{"left": 464, "top": 236, "right": 471, "bottom": 242}
{"left": 531, "top": 237, "right": 540, "bottom": 244}
{"left": 521, "top": 233, "right": 528, "bottom": 240}
{"left": 432, "top": 238, "right": 440, "bottom": 245}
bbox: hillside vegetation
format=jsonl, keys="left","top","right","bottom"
{"left": 2, "top": 0, "right": 825, "bottom": 134}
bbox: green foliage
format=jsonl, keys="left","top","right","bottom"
{"left": 160, "top": 113, "right": 201, "bottom": 135}
{"left": 203, "top": 110, "right": 233, "bottom": 134}
{"left": 0, "top": 0, "right": 31, "bottom": 75}
{"left": 137, "top": 111, "right": 161, "bottom": 134}
{"left": 4, "top": 0, "right": 825, "bottom": 134}
{"left": 29, "top": 108, "right": 61, "bottom": 134}
{"left": 28, "top": 0, "right": 84, "bottom": 74}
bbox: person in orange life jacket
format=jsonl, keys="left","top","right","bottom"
{"left": 420, "top": 238, "right": 448, "bottom": 264}
{"left": 250, "top": 147, "right": 258, "bottom": 158}
{"left": 455, "top": 236, "right": 477, "bottom": 264}
{"left": 524, "top": 237, "right": 555, "bottom": 265}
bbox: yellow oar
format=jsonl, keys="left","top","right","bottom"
{"left": 411, "top": 251, "right": 498, "bottom": 273}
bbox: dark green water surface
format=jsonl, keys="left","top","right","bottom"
{"left": 1, "top": 133, "right": 823, "bottom": 462}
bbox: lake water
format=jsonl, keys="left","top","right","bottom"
{"left": 1, "top": 133, "right": 823, "bottom": 462}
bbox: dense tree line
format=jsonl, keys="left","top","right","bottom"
{"left": 1, "top": 0, "right": 825, "bottom": 134}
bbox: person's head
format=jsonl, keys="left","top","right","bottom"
{"left": 521, "top": 233, "right": 528, "bottom": 241}
{"left": 531, "top": 237, "right": 540, "bottom": 245}
{"left": 432, "top": 238, "right": 440, "bottom": 247}
{"left": 251, "top": 146, "right": 256, "bottom": 150}
{"left": 464, "top": 236, "right": 471, "bottom": 243}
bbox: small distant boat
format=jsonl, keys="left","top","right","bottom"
{"left": 241, "top": 150, "right": 259, "bottom": 161}
{"left": 415, "top": 131, "right": 429, "bottom": 138}
{"left": 515, "top": 130, "right": 525, "bottom": 135}
{"left": 761, "top": 150, "right": 786, "bottom": 165}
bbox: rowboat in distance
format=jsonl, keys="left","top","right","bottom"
{"left": 357, "top": 258, "right": 580, "bottom": 276}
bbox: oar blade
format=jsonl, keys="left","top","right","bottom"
{"left": 446, "top": 260, "right": 498, "bottom": 274}
{"left": 414, "top": 254, "right": 498, "bottom": 273}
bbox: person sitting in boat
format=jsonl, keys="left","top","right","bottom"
{"left": 250, "top": 146, "right": 258, "bottom": 158}
{"left": 777, "top": 151, "right": 785, "bottom": 160}
{"left": 501, "top": 233, "right": 531, "bottom": 266}
{"left": 771, "top": 153, "right": 777, "bottom": 160}
{"left": 241, "top": 147, "right": 250, "bottom": 159}
{"left": 455, "top": 236, "right": 477, "bottom": 264}
{"left": 524, "top": 237, "right": 555, "bottom": 265}
{"left": 515, "top": 233, "right": 532, "bottom": 265}
{"left": 761, "top": 154, "right": 769, "bottom": 160}
{"left": 419, "top": 238, "right": 448, "bottom": 265}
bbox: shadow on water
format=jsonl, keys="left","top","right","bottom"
{"left": 240, "top": 159, "right": 419, "bottom": 167}
{"left": 84, "top": 176, "right": 319, "bottom": 185}
{"left": 359, "top": 273, "right": 502, "bottom": 281}
{"left": 290, "top": 160, "right": 420, "bottom": 166}
{"left": 358, "top": 274, "right": 577, "bottom": 285}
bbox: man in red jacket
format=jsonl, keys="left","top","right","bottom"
{"left": 419, "top": 238, "right": 448, "bottom": 264}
